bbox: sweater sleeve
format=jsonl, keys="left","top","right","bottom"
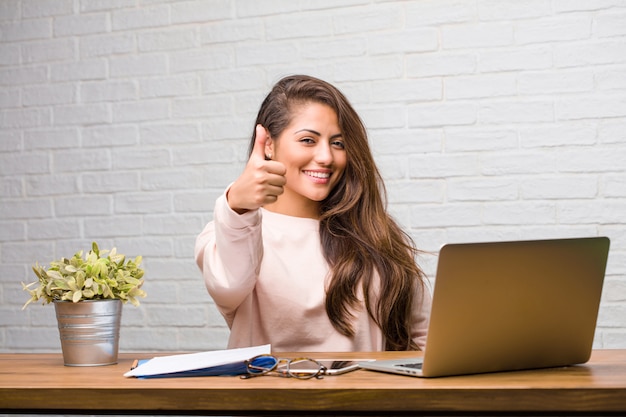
{"left": 194, "top": 190, "right": 263, "bottom": 325}
{"left": 411, "top": 281, "right": 432, "bottom": 351}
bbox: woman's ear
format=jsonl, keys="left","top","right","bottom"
{"left": 264, "top": 135, "right": 274, "bottom": 160}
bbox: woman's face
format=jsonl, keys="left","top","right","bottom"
{"left": 265, "top": 101, "right": 346, "bottom": 218}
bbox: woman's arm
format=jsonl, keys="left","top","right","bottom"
{"left": 194, "top": 192, "right": 263, "bottom": 323}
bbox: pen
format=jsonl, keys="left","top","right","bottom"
{"left": 131, "top": 359, "right": 138, "bottom": 370}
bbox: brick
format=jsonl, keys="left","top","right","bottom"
{"left": 556, "top": 146, "right": 626, "bottom": 173}
{"left": 53, "top": 103, "right": 111, "bottom": 126}
{"left": 112, "top": 99, "right": 170, "bottom": 123}
{"left": 445, "top": 127, "right": 518, "bottom": 152}
{"left": 0, "top": 130, "right": 21, "bottom": 152}
{"left": 335, "top": 56, "right": 403, "bottom": 82}
{"left": 520, "top": 123, "right": 596, "bottom": 148}
{"left": 408, "top": 153, "right": 480, "bottom": 178}
{"left": 27, "top": 218, "right": 81, "bottom": 240}
{"left": 79, "top": 33, "right": 135, "bottom": 58}
{"left": 0, "top": 44, "right": 20, "bottom": 66}
{"left": 481, "top": 151, "right": 557, "bottom": 176}
{"left": 0, "top": 66, "right": 48, "bottom": 86}
{"left": 300, "top": 37, "right": 367, "bottom": 60}
{"left": 0, "top": 152, "right": 49, "bottom": 176}
{"left": 448, "top": 178, "right": 519, "bottom": 202}
{"left": 520, "top": 176, "right": 598, "bottom": 199}
{"left": 138, "top": 28, "right": 198, "bottom": 52}
{"left": 375, "top": 29, "right": 439, "bottom": 55}
{"left": 140, "top": 75, "right": 199, "bottom": 98}
{"left": 80, "top": 0, "right": 135, "bottom": 12}
{"left": 84, "top": 215, "right": 142, "bottom": 237}
{"left": 387, "top": 180, "right": 445, "bottom": 203}
{"left": 22, "top": 84, "right": 76, "bottom": 107}
{"left": 82, "top": 171, "right": 140, "bottom": 193}
{"left": 50, "top": 59, "right": 108, "bottom": 82}
{"left": 200, "top": 19, "right": 264, "bottom": 44}
{"left": 53, "top": 148, "right": 111, "bottom": 173}
{"left": 556, "top": 95, "right": 626, "bottom": 120}
{"left": 172, "top": 143, "right": 237, "bottom": 166}
{"left": 82, "top": 125, "right": 139, "bottom": 147}
{"left": 479, "top": 46, "right": 552, "bottom": 72}
{"left": 597, "top": 68, "right": 626, "bottom": 90}
{"left": 406, "top": 52, "right": 476, "bottom": 77}
{"left": 0, "top": 177, "right": 23, "bottom": 198}
{"left": 54, "top": 195, "right": 113, "bottom": 217}
{"left": 410, "top": 203, "right": 483, "bottom": 228}
{"left": 109, "top": 54, "right": 168, "bottom": 78}
{"left": 171, "top": 46, "right": 233, "bottom": 73}
{"left": 1, "top": 108, "right": 51, "bottom": 129}
{"left": 1, "top": 241, "right": 54, "bottom": 264}
{"left": 598, "top": 120, "right": 626, "bottom": 144}
{"left": 0, "top": 1, "right": 20, "bottom": 21}
{"left": 22, "top": 38, "right": 75, "bottom": 64}
{"left": 201, "top": 68, "right": 265, "bottom": 94}
{"left": 22, "top": 0, "right": 73, "bottom": 18}
{"left": 376, "top": 155, "right": 409, "bottom": 180}
{"left": 114, "top": 192, "right": 172, "bottom": 214}
{"left": 111, "top": 5, "right": 170, "bottom": 31}
{"left": 235, "top": 42, "right": 297, "bottom": 67}
{"left": 171, "top": 0, "right": 231, "bottom": 24}
{"left": 483, "top": 201, "right": 556, "bottom": 225}
{"left": 112, "top": 148, "right": 170, "bottom": 170}
{"left": 442, "top": 23, "right": 514, "bottom": 49}
{"left": 408, "top": 102, "right": 477, "bottom": 128}
{"left": 370, "top": 78, "right": 442, "bottom": 103}
{"left": 24, "top": 128, "right": 80, "bottom": 150}
{"left": 595, "top": 11, "right": 626, "bottom": 37}
{"left": 516, "top": 15, "right": 592, "bottom": 44}
{"left": 235, "top": 0, "right": 301, "bottom": 17}
{"left": 559, "top": 200, "right": 626, "bottom": 225}
{"left": 140, "top": 123, "right": 201, "bottom": 145}
{"left": 26, "top": 174, "right": 79, "bottom": 196}
{"left": 265, "top": 14, "right": 333, "bottom": 41}
{"left": 53, "top": 12, "right": 109, "bottom": 37}
{"left": 480, "top": 100, "right": 554, "bottom": 124}
{"left": 0, "top": 19, "right": 51, "bottom": 42}
{"left": 405, "top": 0, "right": 475, "bottom": 26}
{"left": 518, "top": 70, "right": 594, "bottom": 95}
{"left": 141, "top": 169, "right": 203, "bottom": 191}
{"left": 555, "top": 40, "right": 626, "bottom": 67}
{"left": 445, "top": 73, "right": 517, "bottom": 99}
{"left": 173, "top": 96, "right": 232, "bottom": 119}
{"left": 143, "top": 214, "right": 204, "bottom": 236}
{"left": 0, "top": 87, "right": 20, "bottom": 108}
{"left": 80, "top": 80, "right": 137, "bottom": 103}
{"left": 0, "top": 221, "right": 25, "bottom": 242}
{"left": 478, "top": 0, "right": 552, "bottom": 20}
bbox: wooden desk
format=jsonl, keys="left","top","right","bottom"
{"left": 1, "top": 350, "right": 626, "bottom": 416}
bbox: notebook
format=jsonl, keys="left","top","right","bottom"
{"left": 359, "top": 236, "right": 610, "bottom": 378}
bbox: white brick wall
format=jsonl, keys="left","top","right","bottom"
{"left": 1, "top": 0, "right": 625, "bottom": 353}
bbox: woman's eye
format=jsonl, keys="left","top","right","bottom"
{"left": 300, "top": 137, "right": 315, "bottom": 144}
{"left": 332, "top": 140, "right": 345, "bottom": 149}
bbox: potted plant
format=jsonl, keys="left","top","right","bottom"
{"left": 22, "top": 242, "right": 146, "bottom": 366}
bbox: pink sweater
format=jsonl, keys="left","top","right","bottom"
{"left": 195, "top": 192, "right": 431, "bottom": 352}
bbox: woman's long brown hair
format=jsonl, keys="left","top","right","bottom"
{"left": 250, "top": 75, "right": 427, "bottom": 351}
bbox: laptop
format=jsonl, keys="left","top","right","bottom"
{"left": 359, "top": 236, "right": 610, "bottom": 378}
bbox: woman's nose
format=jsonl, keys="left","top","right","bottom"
{"left": 315, "top": 142, "right": 333, "bottom": 165}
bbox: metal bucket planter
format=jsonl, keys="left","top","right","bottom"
{"left": 54, "top": 299, "right": 122, "bottom": 366}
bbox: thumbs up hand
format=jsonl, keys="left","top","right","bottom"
{"left": 227, "top": 124, "right": 287, "bottom": 214}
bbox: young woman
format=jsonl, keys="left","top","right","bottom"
{"left": 195, "top": 75, "right": 431, "bottom": 351}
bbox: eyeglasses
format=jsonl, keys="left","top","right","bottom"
{"left": 242, "top": 354, "right": 328, "bottom": 379}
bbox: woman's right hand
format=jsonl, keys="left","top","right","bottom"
{"left": 227, "top": 124, "right": 287, "bottom": 214}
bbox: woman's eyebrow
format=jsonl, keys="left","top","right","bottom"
{"left": 294, "top": 129, "right": 342, "bottom": 139}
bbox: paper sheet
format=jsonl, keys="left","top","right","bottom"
{"left": 124, "top": 344, "right": 271, "bottom": 377}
